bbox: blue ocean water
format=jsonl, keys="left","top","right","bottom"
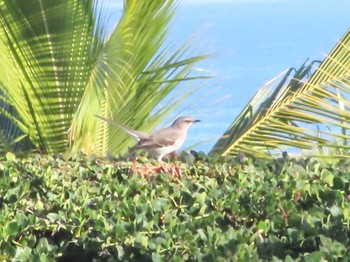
{"left": 172, "top": 0, "right": 350, "bottom": 153}
{"left": 106, "top": 0, "right": 350, "bottom": 153}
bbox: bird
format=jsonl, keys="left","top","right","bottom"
{"left": 95, "top": 115, "right": 200, "bottom": 162}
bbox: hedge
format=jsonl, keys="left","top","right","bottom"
{"left": 1, "top": 152, "right": 350, "bottom": 261}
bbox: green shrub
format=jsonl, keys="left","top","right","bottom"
{"left": 0, "top": 153, "right": 350, "bottom": 261}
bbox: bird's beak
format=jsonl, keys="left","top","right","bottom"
{"left": 194, "top": 120, "right": 201, "bottom": 123}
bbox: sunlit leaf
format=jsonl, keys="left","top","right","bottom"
{"left": 211, "top": 29, "right": 350, "bottom": 158}
{"left": 0, "top": 0, "right": 208, "bottom": 155}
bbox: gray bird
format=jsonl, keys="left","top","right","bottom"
{"left": 95, "top": 115, "right": 200, "bottom": 161}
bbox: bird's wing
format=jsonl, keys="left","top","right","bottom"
{"left": 131, "top": 128, "right": 178, "bottom": 150}
{"left": 152, "top": 128, "right": 180, "bottom": 146}
{"left": 131, "top": 138, "right": 160, "bottom": 150}
{"left": 95, "top": 115, "right": 150, "bottom": 141}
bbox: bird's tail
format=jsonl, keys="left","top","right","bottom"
{"left": 95, "top": 115, "right": 150, "bottom": 141}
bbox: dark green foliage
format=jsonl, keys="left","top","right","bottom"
{"left": 0, "top": 90, "right": 33, "bottom": 154}
{"left": 1, "top": 153, "right": 350, "bottom": 261}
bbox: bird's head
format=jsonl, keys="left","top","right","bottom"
{"left": 172, "top": 116, "right": 200, "bottom": 131}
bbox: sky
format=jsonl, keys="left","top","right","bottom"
{"left": 105, "top": 0, "right": 350, "bottom": 153}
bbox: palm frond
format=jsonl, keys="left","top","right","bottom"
{"left": 211, "top": 28, "right": 350, "bottom": 158}
{"left": 69, "top": 0, "right": 209, "bottom": 155}
{"left": 0, "top": 89, "right": 33, "bottom": 153}
{"left": 0, "top": 0, "right": 209, "bottom": 156}
{"left": 0, "top": 0, "right": 97, "bottom": 153}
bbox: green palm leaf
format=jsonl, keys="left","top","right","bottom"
{"left": 211, "top": 28, "right": 350, "bottom": 158}
{"left": 0, "top": 0, "right": 96, "bottom": 153}
{"left": 0, "top": 89, "right": 33, "bottom": 153}
{"left": 0, "top": 0, "right": 208, "bottom": 155}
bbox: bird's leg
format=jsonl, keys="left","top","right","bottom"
{"left": 161, "top": 151, "right": 178, "bottom": 162}
{"left": 169, "top": 151, "right": 179, "bottom": 161}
